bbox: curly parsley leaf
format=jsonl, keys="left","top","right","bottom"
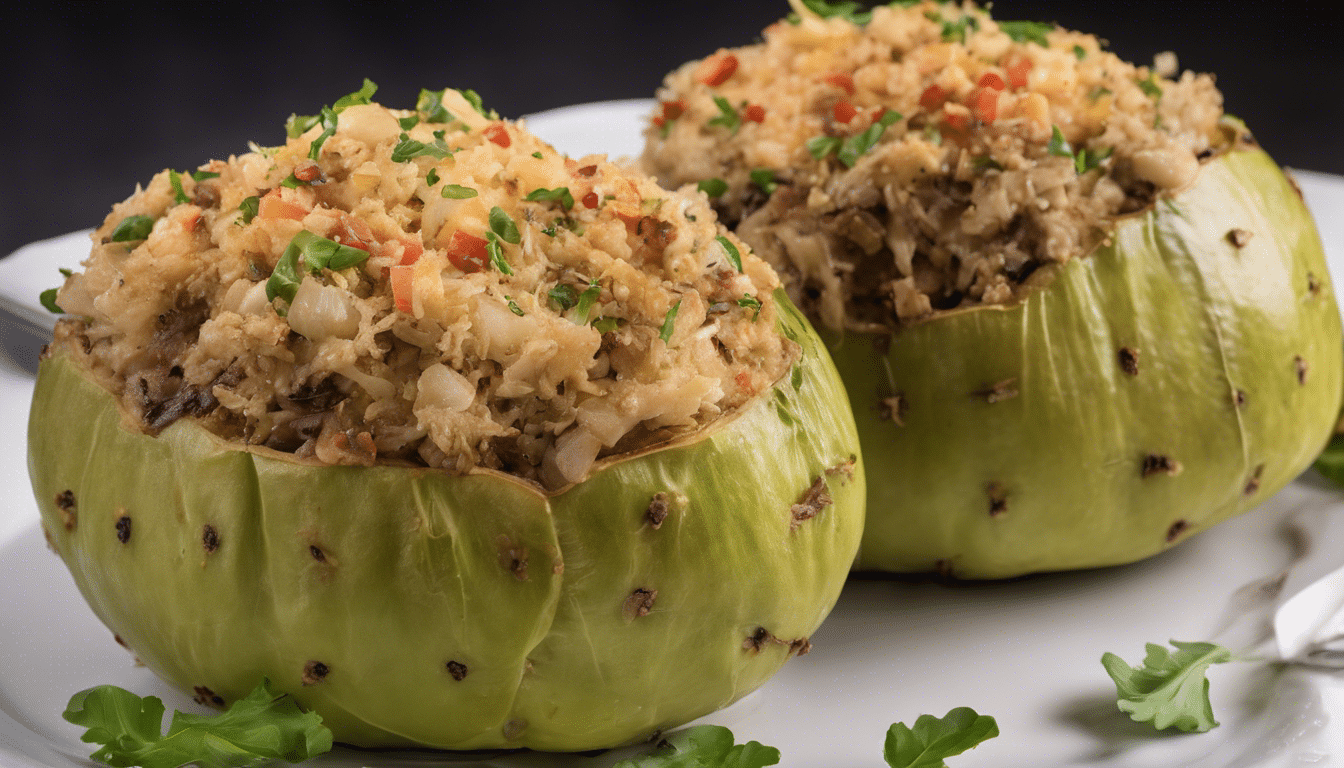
{"left": 109, "top": 215, "right": 155, "bottom": 243}
{"left": 62, "top": 678, "right": 332, "bottom": 768}
{"left": 308, "top": 106, "right": 339, "bottom": 160}
{"left": 286, "top": 79, "right": 378, "bottom": 138}
{"left": 1101, "top": 640, "right": 1232, "bottom": 733}
{"left": 998, "top": 20, "right": 1053, "bottom": 46}
{"left": 883, "top": 708, "right": 999, "bottom": 768}
{"left": 266, "top": 230, "right": 369, "bottom": 304}
{"left": 612, "top": 724, "right": 779, "bottom": 768}
{"left": 331, "top": 78, "right": 377, "bottom": 112}
{"left": 238, "top": 196, "right": 260, "bottom": 224}
{"left": 391, "top": 132, "right": 452, "bottom": 162}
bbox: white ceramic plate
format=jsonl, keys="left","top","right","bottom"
{"left": 4, "top": 100, "right": 1344, "bottom": 768}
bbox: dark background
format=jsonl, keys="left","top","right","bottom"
{"left": 3, "top": 1, "right": 1341, "bottom": 259}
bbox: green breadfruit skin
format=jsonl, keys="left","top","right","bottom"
{"left": 845, "top": 146, "right": 1343, "bottom": 578}
{"left": 28, "top": 290, "right": 864, "bottom": 752}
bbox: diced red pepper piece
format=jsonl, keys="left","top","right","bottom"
{"left": 389, "top": 265, "right": 414, "bottom": 314}
{"left": 582, "top": 191, "right": 600, "bottom": 209}
{"left": 833, "top": 100, "right": 859, "bottom": 123}
{"left": 258, "top": 190, "right": 308, "bottom": 221}
{"left": 971, "top": 88, "right": 998, "bottom": 123}
{"left": 1007, "top": 58, "right": 1032, "bottom": 89}
{"left": 919, "top": 84, "right": 948, "bottom": 112}
{"left": 661, "top": 100, "right": 686, "bottom": 121}
{"left": 821, "top": 73, "right": 855, "bottom": 95}
{"left": 398, "top": 240, "right": 424, "bottom": 266}
{"left": 445, "top": 230, "right": 488, "bottom": 273}
{"left": 942, "top": 112, "right": 969, "bottom": 131}
{"left": 483, "top": 123, "right": 511, "bottom": 148}
{"left": 697, "top": 53, "right": 739, "bottom": 86}
{"left": 744, "top": 104, "right": 766, "bottom": 123}
{"left": 977, "top": 72, "right": 1007, "bottom": 91}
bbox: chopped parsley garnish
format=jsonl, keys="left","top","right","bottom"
{"left": 532, "top": 151, "right": 544, "bottom": 159}
{"left": 1073, "top": 44, "right": 1087, "bottom": 59}
{"left": 1087, "top": 85, "right": 1113, "bottom": 101}
{"left": 238, "top": 196, "right": 260, "bottom": 224}
{"left": 425, "top": 169, "right": 440, "bottom": 186}
{"left": 391, "top": 132, "right": 452, "bottom": 162}
{"left": 266, "top": 230, "right": 371, "bottom": 304}
{"left": 109, "top": 215, "right": 155, "bottom": 242}
{"left": 707, "top": 96, "right": 742, "bottom": 134}
{"left": 441, "top": 184, "right": 478, "bottom": 199}
{"left": 39, "top": 288, "right": 62, "bottom": 314}
{"left": 971, "top": 155, "right": 1004, "bottom": 172}
{"left": 1047, "top": 125, "right": 1073, "bottom": 157}
{"left": 837, "top": 109, "right": 902, "bottom": 167}
{"left": 398, "top": 115, "right": 420, "bottom": 131}
{"left": 787, "top": 0, "right": 873, "bottom": 25}
{"left": 573, "top": 280, "right": 602, "bottom": 324}
{"left": 807, "top": 135, "right": 844, "bottom": 160}
{"left": 485, "top": 238, "right": 512, "bottom": 275}
{"left": 1138, "top": 73, "right": 1164, "bottom": 100}
{"left": 716, "top": 235, "right": 743, "bottom": 272}
{"left": 461, "top": 88, "right": 496, "bottom": 119}
{"left": 548, "top": 284, "right": 579, "bottom": 310}
{"left": 750, "top": 168, "right": 779, "bottom": 196}
{"left": 737, "top": 293, "right": 762, "bottom": 320}
{"left": 525, "top": 187, "right": 575, "bottom": 210}
{"left": 190, "top": 170, "right": 219, "bottom": 182}
{"left": 417, "top": 88, "right": 453, "bottom": 124}
{"left": 308, "top": 106, "right": 339, "bottom": 160}
{"left": 287, "top": 79, "right": 378, "bottom": 138}
{"left": 488, "top": 206, "right": 521, "bottom": 244}
{"left": 659, "top": 299, "right": 682, "bottom": 343}
{"left": 593, "top": 316, "right": 621, "bottom": 333}
{"left": 505, "top": 296, "right": 525, "bottom": 316}
{"left": 168, "top": 170, "right": 190, "bottom": 204}
{"left": 332, "top": 78, "right": 377, "bottom": 111}
{"left": 935, "top": 12, "right": 979, "bottom": 43}
{"left": 697, "top": 178, "right": 729, "bottom": 198}
{"left": 998, "top": 20, "right": 1053, "bottom": 46}
{"left": 1074, "top": 145, "right": 1113, "bottom": 173}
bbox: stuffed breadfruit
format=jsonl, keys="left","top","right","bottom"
{"left": 28, "top": 84, "right": 864, "bottom": 750}
{"left": 641, "top": 2, "right": 1342, "bottom": 578}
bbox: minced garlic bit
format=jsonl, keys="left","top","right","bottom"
{"left": 641, "top": 1, "right": 1228, "bottom": 331}
{"left": 54, "top": 86, "right": 793, "bottom": 490}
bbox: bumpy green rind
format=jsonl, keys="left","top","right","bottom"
{"left": 844, "top": 147, "right": 1342, "bottom": 578}
{"left": 29, "top": 290, "right": 864, "bottom": 751}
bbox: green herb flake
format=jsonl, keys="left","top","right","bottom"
{"left": 532, "top": 151, "right": 544, "bottom": 159}
{"left": 612, "top": 725, "right": 779, "bottom": 768}
{"left": 716, "top": 235, "right": 744, "bottom": 272}
{"left": 1138, "top": 73, "right": 1164, "bottom": 100}
{"left": 279, "top": 173, "right": 305, "bottom": 189}
{"left": 441, "top": 184, "right": 478, "bottom": 199}
{"left": 40, "top": 288, "right": 62, "bottom": 314}
{"left": 416, "top": 88, "right": 453, "bottom": 124}
{"left": 62, "top": 678, "right": 333, "bottom": 768}
{"left": 109, "top": 215, "right": 155, "bottom": 243}
{"left": 168, "top": 170, "right": 190, "bottom": 204}
{"left": 939, "top": 14, "right": 979, "bottom": 43}
{"left": 1073, "top": 44, "right": 1087, "bottom": 59}
{"left": 794, "top": 0, "right": 873, "bottom": 25}
{"left": 548, "top": 284, "right": 579, "bottom": 311}
{"left": 488, "top": 207, "right": 522, "bottom": 244}
{"left": 807, "top": 135, "right": 844, "bottom": 160}
{"left": 1047, "top": 125, "right": 1073, "bottom": 158}
{"left": 1074, "top": 145, "right": 1114, "bottom": 174}
{"left": 398, "top": 115, "right": 421, "bottom": 131}
{"left": 737, "top": 293, "right": 762, "bottom": 320}
{"left": 573, "top": 280, "right": 602, "bottom": 324}
{"left": 425, "top": 169, "right": 441, "bottom": 186}
{"left": 838, "top": 109, "right": 902, "bottom": 167}
{"left": 592, "top": 316, "right": 621, "bottom": 333}
{"left": 332, "top": 78, "right": 378, "bottom": 112}
{"left": 708, "top": 96, "right": 742, "bottom": 134}
{"left": 266, "top": 230, "right": 370, "bottom": 305}
{"left": 998, "top": 20, "right": 1053, "bottom": 47}
{"left": 308, "top": 106, "right": 339, "bottom": 160}
{"left": 525, "top": 187, "right": 575, "bottom": 210}
{"left": 190, "top": 170, "right": 220, "bottom": 182}
{"left": 698, "top": 178, "right": 729, "bottom": 198}
{"left": 659, "top": 299, "right": 682, "bottom": 343}
{"left": 883, "top": 708, "right": 1000, "bottom": 768}
{"left": 461, "top": 88, "right": 496, "bottom": 119}
{"left": 285, "top": 113, "right": 320, "bottom": 139}
{"left": 971, "top": 155, "right": 1004, "bottom": 172}
{"left": 1087, "top": 85, "right": 1114, "bottom": 101}
{"left": 391, "top": 132, "right": 452, "bottom": 163}
{"left": 486, "top": 237, "right": 513, "bottom": 275}
{"left": 238, "top": 196, "right": 260, "bottom": 224}
{"left": 750, "top": 168, "right": 779, "bottom": 196}
{"left": 1101, "top": 640, "right": 1232, "bottom": 733}
{"left": 505, "top": 296, "right": 525, "bottom": 316}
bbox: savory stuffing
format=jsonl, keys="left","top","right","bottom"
{"left": 640, "top": 0, "right": 1231, "bottom": 330}
{"left": 53, "top": 83, "right": 792, "bottom": 490}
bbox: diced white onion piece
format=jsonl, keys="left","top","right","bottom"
{"left": 552, "top": 427, "right": 603, "bottom": 484}
{"left": 288, "top": 277, "right": 360, "bottom": 340}
{"left": 416, "top": 363, "right": 475, "bottom": 413}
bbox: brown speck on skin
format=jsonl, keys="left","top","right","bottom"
{"left": 309, "top": 545, "right": 326, "bottom": 562}
{"left": 445, "top": 661, "right": 468, "bottom": 681}
{"left": 114, "top": 634, "right": 130, "bottom": 649}
{"left": 192, "top": 686, "right": 225, "bottom": 708}
{"left": 1118, "top": 347, "right": 1140, "bottom": 376}
{"left": 1226, "top": 228, "right": 1253, "bottom": 248}
{"left": 55, "top": 490, "right": 77, "bottom": 531}
{"left": 496, "top": 535, "right": 529, "bottom": 581}
{"left": 623, "top": 588, "right": 658, "bottom": 621}
{"left": 744, "top": 626, "right": 771, "bottom": 653}
{"left": 1245, "top": 464, "right": 1265, "bottom": 496}
{"left": 115, "top": 511, "right": 132, "bottom": 544}
{"left": 202, "top": 525, "right": 220, "bottom": 554}
{"left": 1308, "top": 272, "right": 1322, "bottom": 297}
{"left": 826, "top": 456, "right": 857, "bottom": 479}
{"left": 1234, "top": 390, "right": 1247, "bottom": 408}
{"left": 1296, "top": 356, "right": 1309, "bottom": 385}
{"left": 987, "top": 482, "right": 1008, "bottom": 517}
{"left": 972, "top": 378, "right": 1018, "bottom": 404}
{"left": 645, "top": 493, "right": 670, "bottom": 529}
{"left": 934, "top": 559, "right": 955, "bottom": 579}
{"left": 788, "top": 638, "right": 812, "bottom": 656}
{"left": 1141, "top": 454, "right": 1183, "bottom": 478}
{"left": 1285, "top": 171, "right": 1303, "bottom": 200}
{"left": 301, "top": 661, "right": 330, "bottom": 686}
{"left": 790, "top": 476, "right": 832, "bottom": 529}
{"left": 1166, "top": 519, "right": 1190, "bottom": 543}
{"left": 879, "top": 393, "right": 907, "bottom": 426}
{"left": 503, "top": 719, "right": 528, "bottom": 741}
{"left": 42, "top": 526, "right": 56, "bottom": 552}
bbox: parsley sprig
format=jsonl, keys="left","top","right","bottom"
{"left": 1101, "top": 640, "right": 1233, "bottom": 733}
